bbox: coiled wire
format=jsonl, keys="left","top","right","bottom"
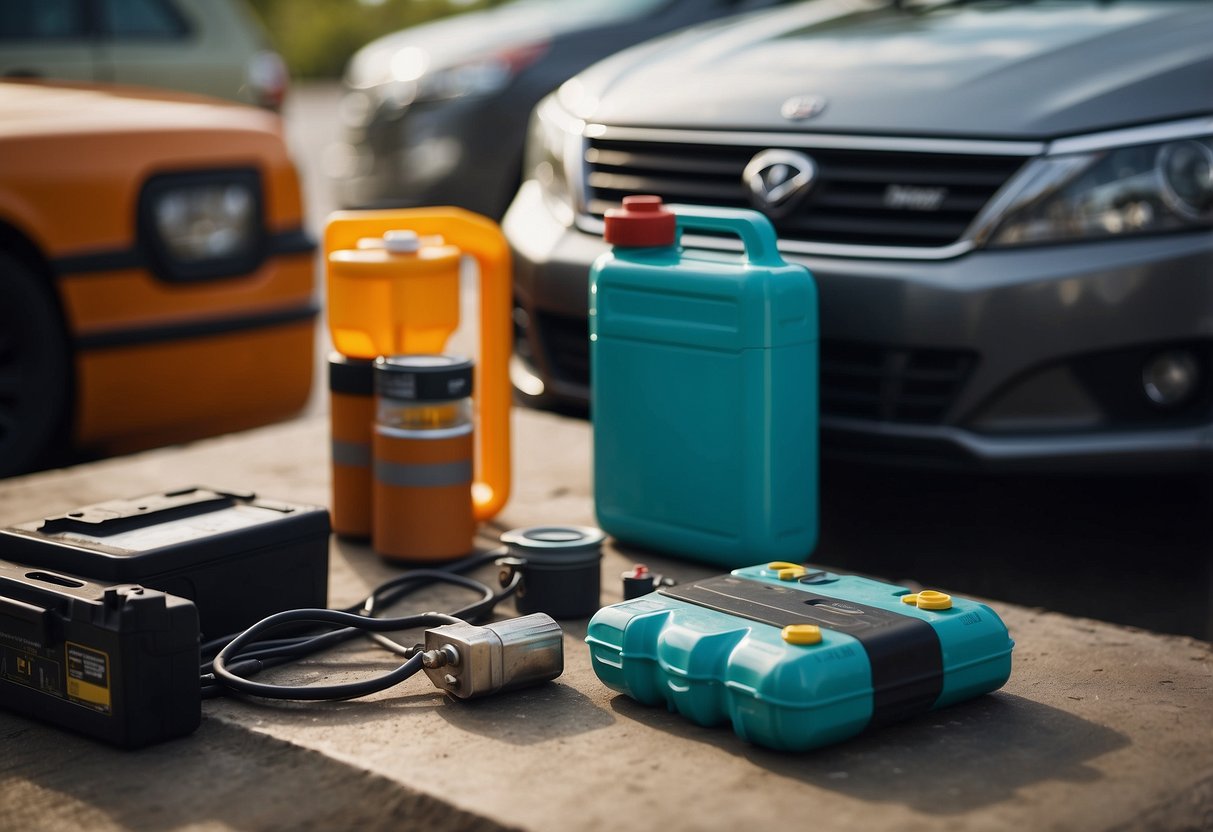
{"left": 201, "top": 549, "right": 519, "bottom": 701}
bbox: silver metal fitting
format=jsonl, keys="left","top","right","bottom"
{"left": 420, "top": 644, "right": 460, "bottom": 669}
{"left": 421, "top": 613, "right": 563, "bottom": 700}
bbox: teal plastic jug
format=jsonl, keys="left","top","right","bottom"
{"left": 590, "top": 196, "right": 818, "bottom": 566}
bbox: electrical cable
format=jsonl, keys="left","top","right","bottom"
{"left": 363, "top": 565, "right": 522, "bottom": 656}
{"left": 210, "top": 609, "right": 461, "bottom": 700}
{"left": 201, "top": 550, "right": 517, "bottom": 701}
{"left": 198, "top": 549, "right": 506, "bottom": 658}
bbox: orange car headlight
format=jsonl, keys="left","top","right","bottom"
{"left": 139, "top": 168, "right": 265, "bottom": 282}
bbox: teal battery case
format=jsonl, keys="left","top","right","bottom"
{"left": 586, "top": 563, "right": 1014, "bottom": 751}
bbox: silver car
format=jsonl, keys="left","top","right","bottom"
{"left": 505, "top": 0, "right": 1213, "bottom": 473}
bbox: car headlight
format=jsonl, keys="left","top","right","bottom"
{"left": 524, "top": 93, "right": 584, "bottom": 226}
{"left": 140, "top": 170, "right": 265, "bottom": 281}
{"left": 983, "top": 126, "right": 1213, "bottom": 248}
{"left": 422, "top": 42, "right": 547, "bottom": 103}
{"left": 350, "top": 42, "right": 548, "bottom": 116}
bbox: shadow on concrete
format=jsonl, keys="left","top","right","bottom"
{"left": 607, "top": 691, "right": 1129, "bottom": 814}
{"left": 217, "top": 669, "right": 613, "bottom": 746}
{"left": 217, "top": 674, "right": 445, "bottom": 722}
{"left": 573, "top": 464, "right": 1213, "bottom": 641}
{"left": 819, "top": 465, "right": 1213, "bottom": 641}
{"left": 0, "top": 713, "right": 514, "bottom": 832}
{"left": 431, "top": 680, "right": 614, "bottom": 745}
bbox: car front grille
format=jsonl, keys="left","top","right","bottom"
{"left": 821, "top": 341, "right": 976, "bottom": 424}
{"left": 583, "top": 138, "right": 1026, "bottom": 249}
{"left": 534, "top": 311, "right": 975, "bottom": 425}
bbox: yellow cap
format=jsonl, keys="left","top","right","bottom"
{"left": 915, "top": 590, "right": 953, "bottom": 610}
{"left": 777, "top": 565, "right": 807, "bottom": 581}
{"left": 781, "top": 624, "right": 823, "bottom": 645}
{"left": 767, "top": 561, "right": 802, "bottom": 572}
{"left": 901, "top": 593, "right": 919, "bottom": 605}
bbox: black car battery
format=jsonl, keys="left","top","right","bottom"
{"left": 0, "top": 488, "right": 330, "bottom": 640}
{"left": 0, "top": 561, "right": 200, "bottom": 748}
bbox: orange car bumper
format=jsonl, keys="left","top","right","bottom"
{"left": 57, "top": 248, "right": 316, "bottom": 453}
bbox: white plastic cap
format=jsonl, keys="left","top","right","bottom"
{"left": 383, "top": 229, "right": 421, "bottom": 253}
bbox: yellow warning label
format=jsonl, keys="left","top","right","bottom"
{"left": 66, "top": 642, "right": 111, "bottom": 714}
{"left": 67, "top": 677, "right": 111, "bottom": 707}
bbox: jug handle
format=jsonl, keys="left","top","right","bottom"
{"left": 324, "top": 208, "right": 512, "bottom": 521}
{"left": 669, "top": 204, "right": 784, "bottom": 268}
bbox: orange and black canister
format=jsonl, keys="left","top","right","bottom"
{"left": 329, "top": 353, "right": 375, "bottom": 539}
{"left": 372, "top": 355, "right": 475, "bottom": 562}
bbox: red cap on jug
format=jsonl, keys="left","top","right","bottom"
{"left": 604, "top": 195, "right": 676, "bottom": 247}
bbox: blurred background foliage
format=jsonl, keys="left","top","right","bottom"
{"left": 248, "top": 0, "right": 507, "bottom": 79}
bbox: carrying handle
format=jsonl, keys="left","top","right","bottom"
{"left": 325, "top": 207, "right": 512, "bottom": 521}
{"left": 670, "top": 204, "right": 784, "bottom": 268}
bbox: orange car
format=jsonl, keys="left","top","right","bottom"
{"left": 0, "top": 80, "right": 315, "bottom": 477}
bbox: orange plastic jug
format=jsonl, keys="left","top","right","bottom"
{"left": 325, "top": 208, "right": 511, "bottom": 521}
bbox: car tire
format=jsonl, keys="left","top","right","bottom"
{"left": 0, "top": 251, "right": 71, "bottom": 477}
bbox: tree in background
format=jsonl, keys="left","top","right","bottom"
{"left": 248, "top": 0, "right": 507, "bottom": 79}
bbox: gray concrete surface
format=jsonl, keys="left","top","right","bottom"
{"left": 1, "top": 410, "right": 1212, "bottom": 832}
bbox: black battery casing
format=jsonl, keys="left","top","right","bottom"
{"left": 0, "top": 561, "right": 200, "bottom": 748}
{"left": 0, "top": 488, "right": 330, "bottom": 640}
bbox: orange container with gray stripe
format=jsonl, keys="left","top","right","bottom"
{"left": 329, "top": 354, "right": 375, "bottom": 538}
{"left": 372, "top": 355, "right": 476, "bottom": 561}
{"left": 324, "top": 208, "right": 511, "bottom": 523}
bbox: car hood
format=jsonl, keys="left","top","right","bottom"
{"left": 0, "top": 80, "right": 281, "bottom": 139}
{"left": 572, "top": 0, "right": 1213, "bottom": 139}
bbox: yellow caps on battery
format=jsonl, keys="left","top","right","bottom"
{"left": 916, "top": 590, "right": 952, "bottom": 610}
{"left": 901, "top": 591, "right": 952, "bottom": 610}
{"left": 766, "top": 561, "right": 807, "bottom": 581}
{"left": 781, "top": 624, "right": 822, "bottom": 645}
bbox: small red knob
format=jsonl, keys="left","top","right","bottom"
{"left": 604, "top": 195, "right": 676, "bottom": 248}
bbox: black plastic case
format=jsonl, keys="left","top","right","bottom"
{"left": 0, "top": 561, "right": 200, "bottom": 748}
{"left": 0, "top": 488, "right": 330, "bottom": 640}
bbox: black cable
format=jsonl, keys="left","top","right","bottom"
{"left": 200, "top": 549, "right": 509, "bottom": 657}
{"left": 202, "top": 550, "right": 515, "bottom": 700}
{"left": 211, "top": 609, "right": 462, "bottom": 700}
{"left": 200, "top": 622, "right": 357, "bottom": 681}
{"left": 198, "top": 550, "right": 507, "bottom": 658}
{"left": 363, "top": 565, "right": 522, "bottom": 656}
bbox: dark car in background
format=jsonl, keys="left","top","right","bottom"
{"left": 331, "top": 0, "right": 796, "bottom": 218}
{"left": 506, "top": 0, "right": 1213, "bottom": 473}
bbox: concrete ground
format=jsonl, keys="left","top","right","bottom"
{"left": 2, "top": 410, "right": 1211, "bottom": 832}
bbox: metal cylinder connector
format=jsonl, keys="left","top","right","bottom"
{"left": 421, "top": 613, "right": 563, "bottom": 699}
